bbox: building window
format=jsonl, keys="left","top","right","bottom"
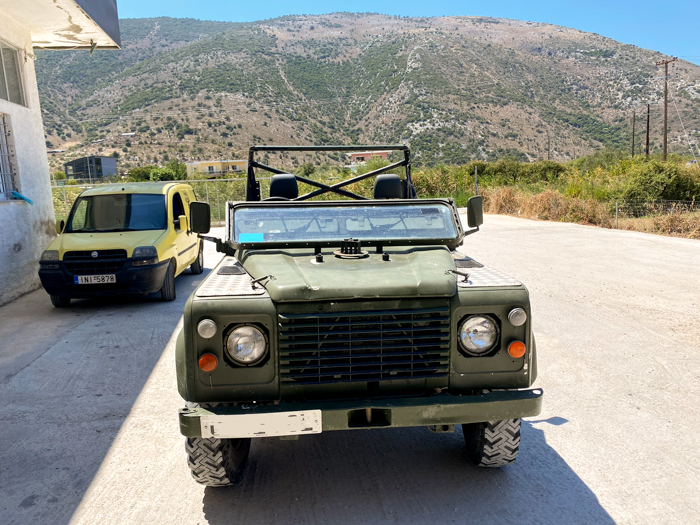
{"left": 0, "top": 42, "right": 25, "bottom": 106}
{"left": 0, "top": 113, "right": 17, "bottom": 200}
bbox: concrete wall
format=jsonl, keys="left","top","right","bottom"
{"left": 0, "top": 14, "right": 55, "bottom": 305}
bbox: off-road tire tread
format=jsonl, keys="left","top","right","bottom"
{"left": 50, "top": 295, "right": 71, "bottom": 307}
{"left": 463, "top": 419, "right": 521, "bottom": 468}
{"left": 160, "top": 260, "right": 176, "bottom": 301}
{"left": 190, "top": 243, "right": 204, "bottom": 274}
{"left": 185, "top": 437, "right": 251, "bottom": 487}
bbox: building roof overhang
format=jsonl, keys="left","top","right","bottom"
{"left": 1, "top": 0, "right": 121, "bottom": 50}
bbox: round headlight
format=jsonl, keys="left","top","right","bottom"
{"left": 197, "top": 319, "right": 218, "bottom": 339}
{"left": 459, "top": 315, "right": 499, "bottom": 356}
{"left": 226, "top": 325, "right": 267, "bottom": 364}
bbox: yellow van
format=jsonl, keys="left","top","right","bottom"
{"left": 39, "top": 182, "right": 203, "bottom": 307}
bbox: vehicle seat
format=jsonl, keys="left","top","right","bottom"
{"left": 373, "top": 174, "right": 403, "bottom": 199}
{"left": 268, "top": 173, "right": 298, "bottom": 200}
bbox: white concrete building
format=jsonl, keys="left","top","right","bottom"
{"left": 0, "top": 1, "right": 120, "bottom": 305}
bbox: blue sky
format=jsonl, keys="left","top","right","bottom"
{"left": 116, "top": 1, "right": 699, "bottom": 64}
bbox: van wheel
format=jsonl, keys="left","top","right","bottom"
{"left": 186, "top": 437, "right": 251, "bottom": 486}
{"left": 190, "top": 243, "right": 204, "bottom": 274}
{"left": 160, "top": 261, "right": 176, "bottom": 301}
{"left": 50, "top": 295, "right": 71, "bottom": 308}
{"left": 463, "top": 419, "right": 521, "bottom": 467}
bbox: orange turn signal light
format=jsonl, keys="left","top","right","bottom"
{"left": 198, "top": 353, "right": 218, "bottom": 372}
{"left": 508, "top": 341, "right": 526, "bottom": 358}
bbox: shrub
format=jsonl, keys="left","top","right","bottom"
{"left": 149, "top": 167, "right": 176, "bottom": 181}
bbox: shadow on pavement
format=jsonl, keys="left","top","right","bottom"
{"left": 0, "top": 269, "right": 208, "bottom": 525}
{"left": 202, "top": 419, "right": 613, "bottom": 525}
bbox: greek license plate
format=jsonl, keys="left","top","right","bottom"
{"left": 200, "top": 410, "right": 322, "bottom": 438}
{"left": 74, "top": 274, "right": 116, "bottom": 284}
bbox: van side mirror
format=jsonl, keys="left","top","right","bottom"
{"left": 55, "top": 220, "right": 65, "bottom": 235}
{"left": 467, "top": 196, "right": 483, "bottom": 228}
{"left": 190, "top": 201, "right": 210, "bottom": 234}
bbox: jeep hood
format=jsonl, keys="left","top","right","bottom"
{"left": 240, "top": 246, "right": 457, "bottom": 302}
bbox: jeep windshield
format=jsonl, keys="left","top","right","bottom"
{"left": 231, "top": 201, "right": 459, "bottom": 247}
{"left": 66, "top": 194, "right": 167, "bottom": 233}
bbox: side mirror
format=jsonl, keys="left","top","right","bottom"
{"left": 190, "top": 201, "right": 210, "bottom": 234}
{"left": 176, "top": 214, "right": 187, "bottom": 231}
{"left": 467, "top": 196, "right": 483, "bottom": 228}
{"left": 55, "top": 219, "right": 65, "bottom": 235}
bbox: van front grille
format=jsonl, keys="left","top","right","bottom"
{"left": 278, "top": 306, "right": 451, "bottom": 385}
{"left": 63, "top": 250, "right": 127, "bottom": 275}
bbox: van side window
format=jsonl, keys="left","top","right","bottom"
{"left": 172, "top": 192, "right": 185, "bottom": 226}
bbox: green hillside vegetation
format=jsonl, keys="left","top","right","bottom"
{"left": 37, "top": 14, "right": 700, "bottom": 174}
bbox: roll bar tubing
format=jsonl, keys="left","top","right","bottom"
{"left": 246, "top": 145, "right": 412, "bottom": 201}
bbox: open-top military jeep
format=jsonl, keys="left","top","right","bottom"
{"left": 177, "top": 145, "right": 542, "bottom": 486}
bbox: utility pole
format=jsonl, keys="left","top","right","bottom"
{"left": 645, "top": 103, "right": 650, "bottom": 158}
{"left": 656, "top": 57, "right": 677, "bottom": 161}
{"left": 631, "top": 110, "right": 636, "bottom": 157}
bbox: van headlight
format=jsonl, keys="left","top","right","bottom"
{"left": 226, "top": 325, "right": 267, "bottom": 364}
{"left": 132, "top": 246, "right": 159, "bottom": 266}
{"left": 458, "top": 315, "right": 499, "bottom": 356}
{"left": 41, "top": 250, "right": 59, "bottom": 261}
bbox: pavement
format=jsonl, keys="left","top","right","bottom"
{"left": 0, "top": 217, "right": 699, "bottom": 525}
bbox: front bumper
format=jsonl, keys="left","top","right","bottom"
{"left": 179, "top": 388, "right": 543, "bottom": 438}
{"left": 39, "top": 259, "right": 169, "bottom": 297}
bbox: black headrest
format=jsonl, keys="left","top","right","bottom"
{"left": 373, "top": 174, "right": 403, "bottom": 199}
{"left": 269, "top": 173, "right": 298, "bottom": 199}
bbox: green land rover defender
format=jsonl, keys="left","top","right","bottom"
{"left": 176, "top": 145, "right": 542, "bottom": 486}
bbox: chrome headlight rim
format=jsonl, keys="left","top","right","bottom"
{"left": 225, "top": 324, "right": 269, "bottom": 366}
{"left": 458, "top": 314, "right": 500, "bottom": 357}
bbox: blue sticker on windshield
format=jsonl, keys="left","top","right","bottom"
{"left": 239, "top": 233, "right": 264, "bottom": 242}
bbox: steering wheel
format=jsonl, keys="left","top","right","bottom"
{"left": 263, "top": 197, "right": 291, "bottom": 201}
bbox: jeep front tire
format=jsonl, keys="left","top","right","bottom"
{"left": 185, "top": 437, "right": 251, "bottom": 486}
{"left": 462, "top": 419, "right": 521, "bottom": 467}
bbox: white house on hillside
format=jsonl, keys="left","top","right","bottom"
{"left": 0, "top": 1, "right": 120, "bottom": 305}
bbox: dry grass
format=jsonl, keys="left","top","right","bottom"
{"left": 482, "top": 187, "right": 700, "bottom": 239}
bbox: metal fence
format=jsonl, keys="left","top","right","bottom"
{"left": 614, "top": 200, "right": 700, "bottom": 221}
{"left": 613, "top": 200, "right": 700, "bottom": 238}
{"left": 50, "top": 182, "right": 700, "bottom": 238}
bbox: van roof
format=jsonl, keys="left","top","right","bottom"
{"left": 79, "top": 182, "right": 187, "bottom": 196}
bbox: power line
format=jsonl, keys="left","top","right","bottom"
{"left": 668, "top": 87, "right": 699, "bottom": 164}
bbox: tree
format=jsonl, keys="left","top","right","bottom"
{"left": 128, "top": 166, "right": 154, "bottom": 181}
{"left": 149, "top": 167, "right": 176, "bottom": 181}
{"left": 53, "top": 170, "right": 67, "bottom": 180}
{"left": 165, "top": 159, "right": 187, "bottom": 180}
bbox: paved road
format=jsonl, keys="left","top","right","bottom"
{"left": 1, "top": 218, "right": 699, "bottom": 525}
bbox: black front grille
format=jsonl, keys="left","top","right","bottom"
{"left": 64, "top": 249, "right": 127, "bottom": 275}
{"left": 278, "top": 306, "right": 451, "bottom": 385}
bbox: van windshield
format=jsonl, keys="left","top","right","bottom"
{"left": 66, "top": 194, "right": 167, "bottom": 233}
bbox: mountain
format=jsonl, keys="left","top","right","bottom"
{"left": 36, "top": 14, "right": 700, "bottom": 173}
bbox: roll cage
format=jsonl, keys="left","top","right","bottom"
{"left": 245, "top": 145, "right": 415, "bottom": 201}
